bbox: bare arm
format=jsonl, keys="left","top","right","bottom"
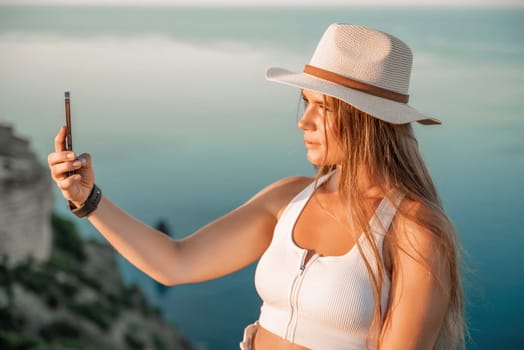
{"left": 380, "top": 201, "right": 451, "bottom": 349}
{"left": 48, "top": 126, "right": 309, "bottom": 286}
{"left": 87, "top": 181, "right": 279, "bottom": 286}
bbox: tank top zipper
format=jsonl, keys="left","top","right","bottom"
{"left": 285, "top": 249, "right": 319, "bottom": 342}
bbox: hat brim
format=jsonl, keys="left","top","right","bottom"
{"left": 266, "top": 67, "right": 441, "bottom": 125}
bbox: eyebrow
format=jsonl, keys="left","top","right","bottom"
{"left": 302, "top": 92, "right": 333, "bottom": 109}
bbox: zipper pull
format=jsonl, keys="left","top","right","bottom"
{"left": 299, "top": 250, "right": 308, "bottom": 273}
{"left": 299, "top": 249, "right": 317, "bottom": 274}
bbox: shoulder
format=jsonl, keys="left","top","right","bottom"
{"left": 245, "top": 176, "right": 313, "bottom": 219}
{"left": 388, "top": 198, "right": 451, "bottom": 279}
{"left": 392, "top": 199, "right": 434, "bottom": 241}
{"left": 266, "top": 176, "right": 313, "bottom": 196}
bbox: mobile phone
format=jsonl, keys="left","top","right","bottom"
{"left": 64, "top": 91, "right": 73, "bottom": 151}
{"left": 64, "top": 91, "right": 76, "bottom": 176}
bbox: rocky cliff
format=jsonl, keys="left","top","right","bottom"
{"left": 0, "top": 125, "right": 193, "bottom": 349}
{"left": 0, "top": 124, "right": 54, "bottom": 263}
{"left": 0, "top": 214, "right": 193, "bottom": 349}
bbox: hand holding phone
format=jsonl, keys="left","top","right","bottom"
{"left": 48, "top": 92, "right": 95, "bottom": 207}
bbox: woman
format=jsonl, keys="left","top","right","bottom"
{"left": 48, "top": 23, "right": 466, "bottom": 349}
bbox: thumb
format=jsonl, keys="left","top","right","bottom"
{"left": 77, "top": 153, "right": 92, "bottom": 169}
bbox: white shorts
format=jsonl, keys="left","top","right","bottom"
{"left": 239, "top": 321, "right": 259, "bottom": 350}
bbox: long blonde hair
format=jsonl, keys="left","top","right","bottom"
{"left": 314, "top": 95, "right": 466, "bottom": 349}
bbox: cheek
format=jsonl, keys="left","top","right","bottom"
{"left": 325, "top": 125, "right": 345, "bottom": 162}
{"left": 323, "top": 110, "right": 339, "bottom": 135}
{"left": 325, "top": 120, "right": 341, "bottom": 148}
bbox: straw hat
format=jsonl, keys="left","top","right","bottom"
{"left": 266, "top": 23, "right": 440, "bottom": 125}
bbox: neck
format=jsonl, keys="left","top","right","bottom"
{"left": 324, "top": 165, "right": 385, "bottom": 198}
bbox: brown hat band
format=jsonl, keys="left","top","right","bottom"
{"left": 304, "top": 64, "right": 409, "bottom": 103}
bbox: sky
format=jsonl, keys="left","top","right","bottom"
{"left": 0, "top": 0, "right": 522, "bottom": 7}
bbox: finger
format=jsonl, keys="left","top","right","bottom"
{"left": 57, "top": 174, "right": 81, "bottom": 192}
{"left": 54, "top": 126, "right": 67, "bottom": 152}
{"left": 50, "top": 160, "right": 82, "bottom": 181}
{"left": 77, "top": 153, "right": 92, "bottom": 169}
{"left": 48, "top": 151, "right": 76, "bottom": 167}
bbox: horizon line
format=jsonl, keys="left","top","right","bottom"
{"left": 1, "top": 3, "right": 523, "bottom": 7}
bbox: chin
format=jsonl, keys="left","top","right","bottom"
{"left": 307, "top": 157, "right": 326, "bottom": 167}
{"left": 306, "top": 155, "right": 321, "bottom": 166}
{"left": 305, "top": 148, "right": 342, "bottom": 167}
{"left": 307, "top": 155, "right": 340, "bottom": 168}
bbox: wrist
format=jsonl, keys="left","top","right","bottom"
{"left": 68, "top": 184, "right": 102, "bottom": 218}
{"left": 70, "top": 199, "right": 84, "bottom": 208}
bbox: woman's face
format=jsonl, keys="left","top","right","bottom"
{"left": 298, "top": 89, "right": 344, "bottom": 166}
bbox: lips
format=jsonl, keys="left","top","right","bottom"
{"left": 304, "top": 139, "right": 320, "bottom": 147}
{"left": 304, "top": 137, "right": 319, "bottom": 145}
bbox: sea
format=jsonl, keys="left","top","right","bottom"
{"left": 0, "top": 5, "right": 523, "bottom": 350}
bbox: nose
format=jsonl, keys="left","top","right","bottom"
{"left": 297, "top": 107, "right": 316, "bottom": 131}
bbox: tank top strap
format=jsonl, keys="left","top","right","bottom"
{"left": 358, "top": 191, "right": 405, "bottom": 272}
{"left": 369, "top": 190, "right": 405, "bottom": 243}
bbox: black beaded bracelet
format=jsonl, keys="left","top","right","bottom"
{"left": 68, "top": 184, "right": 102, "bottom": 218}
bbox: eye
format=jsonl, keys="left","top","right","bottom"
{"left": 322, "top": 100, "right": 333, "bottom": 111}
{"left": 300, "top": 95, "right": 332, "bottom": 113}
{"left": 302, "top": 96, "right": 309, "bottom": 106}
{"left": 319, "top": 104, "right": 333, "bottom": 114}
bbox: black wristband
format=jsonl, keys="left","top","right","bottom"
{"left": 68, "top": 184, "right": 102, "bottom": 218}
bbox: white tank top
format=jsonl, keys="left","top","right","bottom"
{"left": 254, "top": 174, "right": 403, "bottom": 350}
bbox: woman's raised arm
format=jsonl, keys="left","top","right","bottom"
{"left": 48, "top": 126, "right": 309, "bottom": 286}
